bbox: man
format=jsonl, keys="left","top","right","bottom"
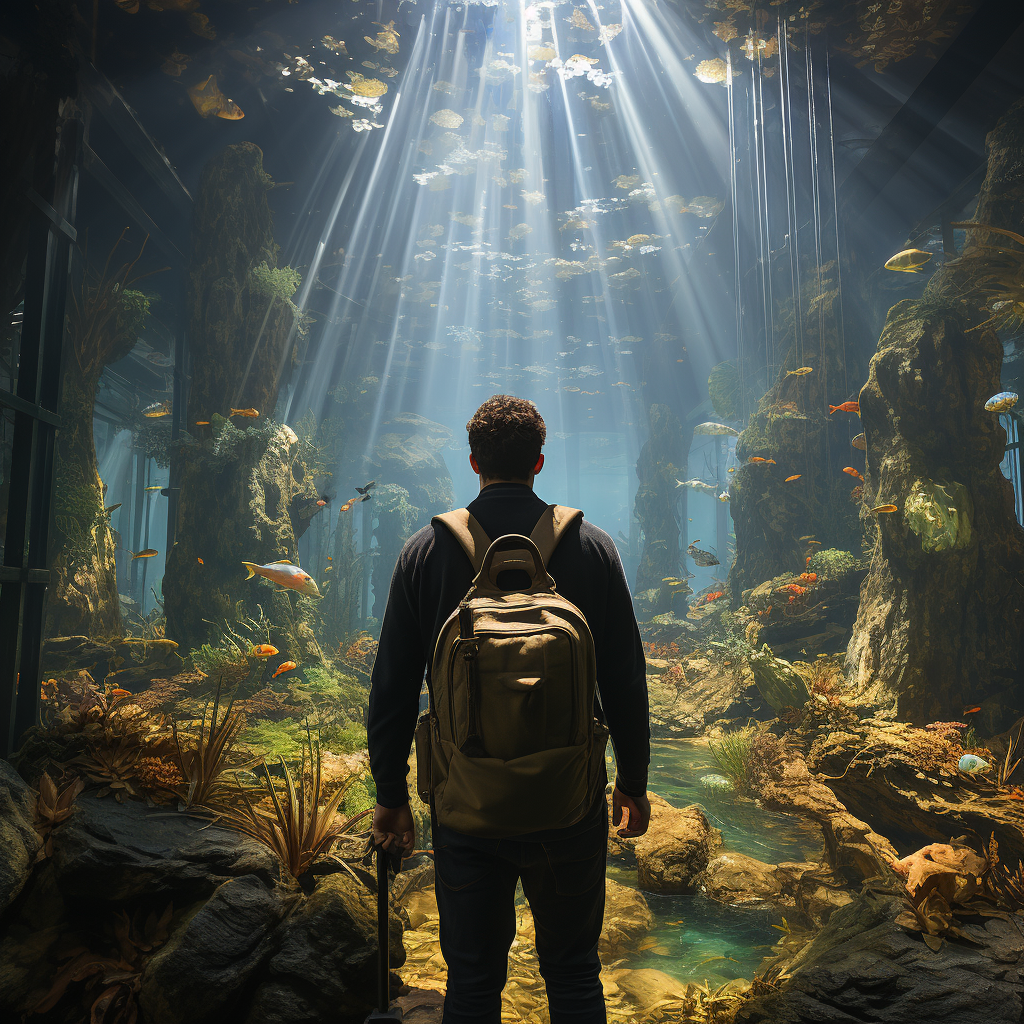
{"left": 368, "top": 394, "right": 650, "bottom": 1024}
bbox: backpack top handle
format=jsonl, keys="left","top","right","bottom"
{"left": 472, "top": 533, "right": 554, "bottom": 596}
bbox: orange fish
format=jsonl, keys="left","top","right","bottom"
{"left": 964, "top": 706, "right": 981, "bottom": 715}
{"left": 785, "top": 475, "right": 801, "bottom": 482}
{"left": 340, "top": 502, "right": 354, "bottom": 512}
{"left": 869, "top": 504, "right": 898, "bottom": 514}
{"left": 109, "top": 688, "right": 132, "bottom": 698}
{"left": 197, "top": 557, "right": 204, "bottom": 564}
{"left": 843, "top": 467, "right": 864, "bottom": 482}
{"left": 829, "top": 401, "right": 860, "bottom": 415}
{"left": 272, "top": 661, "right": 297, "bottom": 679}
{"left": 326, "top": 556, "right": 332, "bottom": 561}
{"left": 250, "top": 644, "right": 279, "bottom": 659}
{"left": 195, "top": 421, "right": 210, "bottom": 426}
{"left": 230, "top": 408, "right": 260, "bottom": 418}
{"left": 748, "top": 457, "right": 776, "bottom": 464}
{"left": 806, "top": 556, "right": 812, "bottom": 566}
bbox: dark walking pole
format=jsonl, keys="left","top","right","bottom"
{"left": 364, "top": 841, "right": 403, "bottom": 1022}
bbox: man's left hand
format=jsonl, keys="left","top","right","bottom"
{"left": 371, "top": 801, "right": 416, "bottom": 860}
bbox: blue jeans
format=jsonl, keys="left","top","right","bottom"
{"left": 431, "top": 798, "right": 609, "bottom": 1024}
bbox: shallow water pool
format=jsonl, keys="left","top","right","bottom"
{"left": 601, "top": 737, "right": 821, "bottom": 985}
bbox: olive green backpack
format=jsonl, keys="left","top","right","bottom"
{"left": 414, "top": 504, "right": 610, "bottom": 838}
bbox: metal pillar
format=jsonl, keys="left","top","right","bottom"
{"left": 0, "top": 118, "right": 80, "bottom": 757}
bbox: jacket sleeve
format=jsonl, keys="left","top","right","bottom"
{"left": 593, "top": 534, "right": 650, "bottom": 799}
{"left": 367, "top": 547, "right": 426, "bottom": 808}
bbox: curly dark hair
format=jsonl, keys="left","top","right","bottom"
{"left": 466, "top": 395, "right": 546, "bottom": 480}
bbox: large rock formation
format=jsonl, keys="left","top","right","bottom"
{"left": 728, "top": 259, "right": 865, "bottom": 599}
{"left": 736, "top": 894, "right": 1024, "bottom": 1024}
{"left": 634, "top": 404, "right": 687, "bottom": 604}
{"left": 846, "top": 99, "right": 1024, "bottom": 727}
{"left": 163, "top": 144, "right": 321, "bottom": 656}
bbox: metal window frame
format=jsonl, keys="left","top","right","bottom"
{"left": 0, "top": 118, "right": 81, "bottom": 757}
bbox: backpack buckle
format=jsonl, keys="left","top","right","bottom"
{"left": 458, "top": 602, "right": 474, "bottom": 639}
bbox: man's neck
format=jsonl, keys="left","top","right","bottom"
{"left": 478, "top": 478, "right": 535, "bottom": 492}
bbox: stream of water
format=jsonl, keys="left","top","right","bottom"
{"left": 518, "top": 738, "right": 823, "bottom": 987}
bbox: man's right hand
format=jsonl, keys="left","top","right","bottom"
{"left": 612, "top": 785, "right": 651, "bottom": 838}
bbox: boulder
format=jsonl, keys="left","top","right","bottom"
{"left": 648, "top": 658, "right": 768, "bottom": 736}
{"left": 757, "top": 758, "right": 898, "bottom": 886}
{"left": 0, "top": 761, "right": 40, "bottom": 918}
{"left": 701, "top": 852, "right": 783, "bottom": 906}
{"left": 51, "top": 793, "right": 279, "bottom": 902}
{"left": 245, "top": 873, "right": 405, "bottom": 1024}
{"left": 0, "top": 864, "right": 68, "bottom": 1017}
{"left": 736, "top": 894, "right": 1024, "bottom": 1023}
{"left": 609, "top": 793, "right": 721, "bottom": 893}
{"left": 600, "top": 877, "right": 654, "bottom": 960}
{"left": 41, "top": 636, "right": 184, "bottom": 688}
{"left": 140, "top": 874, "right": 293, "bottom": 1024}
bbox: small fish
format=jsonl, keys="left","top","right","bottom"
{"left": 884, "top": 248, "right": 932, "bottom": 273}
{"left": 130, "top": 549, "right": 158, "bottom": 559}
{"left": 326, "top": 556, "right": 332, "bottom": 561}
{"left": 195, "top": 420, "right": 211, "bottom": 426}
{"left": 688, "top": 541, "right": 720, "bottom": 567}
{"left": 785, "top": 475, "right": 801, "bottom": 482}
{"left": 786, "top": 366, "right": 813, "bottom": 376}
{"left": 869, "top": 504, "right": 898, "bottom": 514}
{"left": 727, "top": 467, "right": 736, "bottom": 473}
{"left": 109, "top": 688, "right": 132, "bottom": 698}
{"left": 197, "top": 557, "right": 204, "bottom": 564}
{"left": 843, "top": 467, "right": 864, "bottom": 482}
{"left": 250, "top": 644, "right": 279, "bottom": 659}
{"left": 851, "top": 433, "right": 867, "bottom": 450}
{"left": 830, "top": 401, "right": 860, "bottom": 415}
{"left": 340, "top": 502, "right": 354, "bottom": 512}
{"left": 963, "top": 706, "right": 982, "bottom": 715}
{"left": 188, "top": 75, "right": 244, "bottom": 120}
{"left": 142, "top": 401, "right": 170, "bottom": 418}
{"left": 694, "top": 421, "right": 740, "bottom": 438}
{"left": 747, "top": 456, "right": 776, "bottom": 464}
{"left": 230, "top": 408, "right": 260, "bottom": 418}
{"left": 243, "top": 559, "right": 322, "bottom": 598}
{"left": 985, "top": 391, "right": 1018, "bottom": 413}
{"left": 324, "top": 565, "right": 334, "bottom": 572}
{"left": 145, "top": 485, "right": 164, "bottom": 491}
{"left": 272, "top": 661, "right": 297, "bottom": 678}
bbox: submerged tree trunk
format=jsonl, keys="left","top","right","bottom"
{"left": 45, "top": 235, "right": 153, "bottom": 638}
{"left": 46, "top": 366, "right": 121, "bottom": 638}
{"left": 728, "top": 258, "right": 864, "bottom": 601}
{"left": 846, "top": 99, "right": 1024, "bottom": 730}
{"left": 634, "top": 404, "right": 686, "bottom": 610}
{"left": 163, "top": 143, "right": 320, "bottom": 658}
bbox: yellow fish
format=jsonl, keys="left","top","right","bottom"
{"left": 130, "top": 548, "right": 158, "bottom": 559}
{"left": 230, "top": 408, "right": 260, "bottom": 418}
{"left": 786, "top": 367, "right": 813, "bottom": 376}
{"left": 884, "top": 249, "right": 931, "bottom": 273}
{"left": 143, "top": 401, "right": 170, "bottom": 418}
{"left": 242, "top": 559, "right": 321, "bottom": 598}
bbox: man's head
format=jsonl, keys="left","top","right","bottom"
{"left": 466, "top": 395, "right": 546, "bottom": 485}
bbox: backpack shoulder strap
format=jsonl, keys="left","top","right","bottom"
{"left": 433, "top": 509, "right": 491, "bottom": 574}
{"left": 529, "top": 505, "right": 583, "bottom": 568}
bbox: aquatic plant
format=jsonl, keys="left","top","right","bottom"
{"left": 708, "top": 724, "right": 785, "bottom": 795}
{"left": 292, "top": 407, "right": 344, "bottom": 481}
{"left": 806, "top": 547, "right": 858, "bottom": 580}
{"left": 33, "top": 903, "right": 174, "bottom": 1023}
{"left": 215, "top": 721, "right": 373, "bottom": 881}
{"left": 238, "top": 717, "right": 308, "bottom": 762}
{"left": 946, "top": 222, "right": 1024, "bottom": 335}
{"left": 172, "top": 681, "right": 250, "bottom": 808}
{"left": 173, "top": 416, "right": 284, "bottom": 473}
{"left": 32, "top": 773, "right": 85, "bottom": 863}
